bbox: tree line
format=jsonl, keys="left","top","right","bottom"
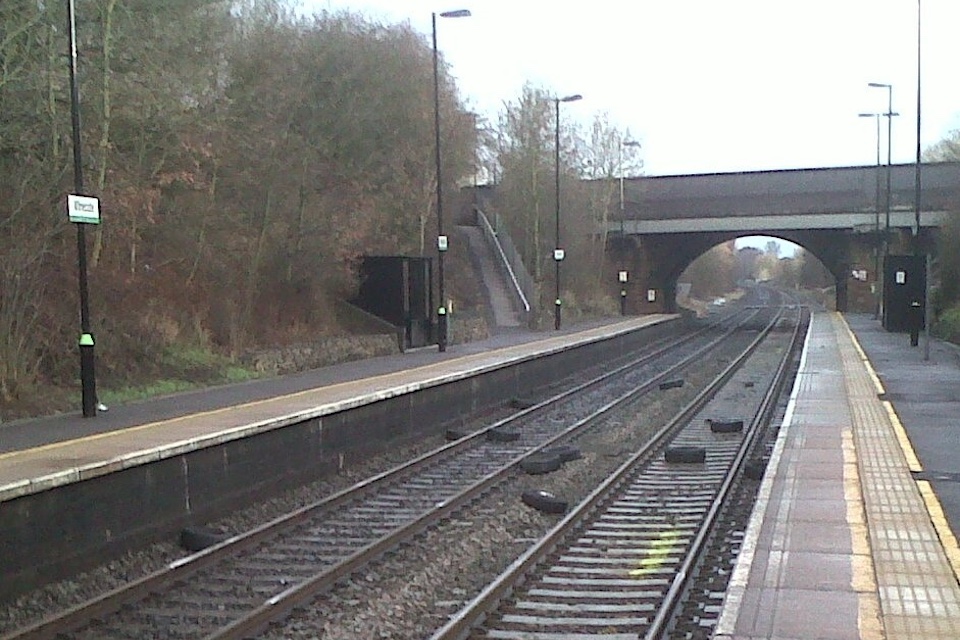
{"left": 2, "top": 0, "right": 956, "bottom": 413}
{"left": 0, "top": 1, "right": 641, "bottom": 410}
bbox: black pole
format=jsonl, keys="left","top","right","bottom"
{"left": 874, "top": 114, "right": 881, "bottom": 319}
{"left": 68, "top": 0, "right": 97, "bottom": 417}
{"left": 915, "top": 0, "right": 922, "bottom": 253}
{"left": 917, "top": 0, "right": 929, "bottom": 360}
{"left": 884, "top": 85, "right": 892, "bottom": 267}
{"left": 431, "top": 13, "right": 447, "bottom": 352}
{"left": 554, "top": 98, "right": 562, "bottom": 331}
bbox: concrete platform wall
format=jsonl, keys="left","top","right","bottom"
{"left": 0, "top": 318, "right": 679, "bottom": 601}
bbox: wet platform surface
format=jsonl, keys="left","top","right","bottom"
{"left": 715, "top": 312, "right": 960, "bottom": 640}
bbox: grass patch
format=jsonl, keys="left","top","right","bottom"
{"left": 934, "top": 304, "right": 960, "bottom": 345}
{"left": 99, "top": 344, "right": 264, "bottom": 407}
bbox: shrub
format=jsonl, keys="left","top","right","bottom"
{"left": 934, "top": 304, "right": 960, "bottom": 345}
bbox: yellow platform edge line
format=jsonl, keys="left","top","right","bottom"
{"left": 882, "top": 400, "right": 923, "bottom": 473}
{"left": 836, "top": 314, "right": 960, "bottom": 587}
{"left": 837, "top": 314, "right": 886, "bottom": 396}
{"left": 917, "top": 479, "right": 960, "bottom": 582}
{"left": 0, "top": 315, "right": 674, "bottom": 464}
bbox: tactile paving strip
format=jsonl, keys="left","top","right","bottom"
{"left": 835, "top": 313, "right": 960, "bottom": 639}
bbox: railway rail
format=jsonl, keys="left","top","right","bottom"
{"left": 429, "top": 303, "right": 806, "bottom": 640}
{"left": 4, "top": 300, "right": 790, "bottom": 640}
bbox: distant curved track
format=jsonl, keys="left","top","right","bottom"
{"left": 3, "top": 294, "right": 799, "bottom": 640}
{"left": 429, "top": 300, "right": 806, "bottom": 640}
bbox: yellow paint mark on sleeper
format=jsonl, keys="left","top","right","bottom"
{"left": 629, "top": 529, "right": 680, "bottom": 577}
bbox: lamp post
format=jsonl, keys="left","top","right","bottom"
{"left": 859, "top": 112, "right": 896, "bottom": 319}
{"left": 619, "top": 139, "right": 641, "bottom": 236}
{"left": 554, "top": 93, "right": 582, "bottom": 331}
{"left": 868, "top": 82, "right": 894, "bottom": 269}
{"left": 618, "top": 139, "right": 640, "bottom": 315}
{"left": 67, "top": 0, "right": 98, "bottom": 417}
{"left": 916, "top": 0, "right": 929, "bottom": 360}
{"left": 432, "top": 9, "right": 470, "bottom": 352}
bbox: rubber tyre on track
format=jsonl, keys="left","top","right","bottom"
{"left": 658, "top": 378, "right": 685, "bottom": 391}
{"left": 446, "top": 427, "right": 470, "bottom": 441}
{"left": 744, "top": 460, "right": 767, "bottom": 480}
{"left": 510, "top": 397, "right": 537, "bottom": 409}
{"left": 708, "top": 418, "right": 744, "bottom": 433}
{"left": 543, "top": 444, "right": 582, "bottom": 462}
{"left": 520, "top": 452, "right": 563, "bottom": 475}
{"left": 180, "top": 527, "right": 226, "bottom": 553}
{"left": 487, "top": 428, "right": 521, "bottom": 442}
{"left": 521, "top": 490, "right": 568, "bottom": 514}
{"left": 664, "top": 445, "right": 707, "bottom": 463}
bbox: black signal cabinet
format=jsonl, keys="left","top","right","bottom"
{"left": 882, "top": 254, "right": 926, "bottom": 333}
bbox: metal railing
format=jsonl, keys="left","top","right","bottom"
{"left": 475, "top": 208, "right": 534, "bottom": 322}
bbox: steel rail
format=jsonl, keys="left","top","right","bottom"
{"left": 428, "top": 304, "right": 794, "bottom": 640}
{"left": 3, "top": 309, "right": 757, "bottom": 640}
{"left": 644, "top": 304, "right": 807, "bottom": 639}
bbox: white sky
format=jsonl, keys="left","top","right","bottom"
{"left": 305, "top": 0, "right": 959, "bottom": 177}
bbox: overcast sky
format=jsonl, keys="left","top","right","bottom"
{"left": 306, "top": 0, "right": 958, "bottom": 178}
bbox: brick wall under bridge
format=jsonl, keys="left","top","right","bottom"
{"left": 463, "top": 162, "right": 958, "bottom": 315}
{"left": 604, "top": 226, "right": 933, "bottom": 314}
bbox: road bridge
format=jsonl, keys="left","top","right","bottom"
{"left": 606, "top": 161, "right": 959, "bottom": 313}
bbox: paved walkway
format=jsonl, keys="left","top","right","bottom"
{"left": 715, "top": 312, "right": 960, "bottom": 640}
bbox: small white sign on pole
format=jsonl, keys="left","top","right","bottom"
{"left": 68, "top": 195, "right": 101, "bottom": 225}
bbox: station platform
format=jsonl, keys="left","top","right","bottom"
{"left": 715, "top": 312, "right": 960, "bottom": 640}
{"left": 0, "top": 315, "right": 673, "bottom": 504}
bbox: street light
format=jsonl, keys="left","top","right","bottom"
{"left": 619, "top": 139, "right": 641, "bottom": 236}
{"left": 67, "top": 0, "right": 98, "bottom": 417}
{"left": 432, "top": 8, "right": 470, "bottom": 352}
{"left": 916, "top": 0, "right": 929, "bottom": 360}
{"left": 554, "top": 93, "right": 582, "bottom": 331}
{"left": 859, "top": 111, "right": 897, "bottom": 319}
{"left": 618, "top": 139, "right": 640, "bottom": 315}
{"left": 868, "top": 82, "right": 894, "bottom": 270}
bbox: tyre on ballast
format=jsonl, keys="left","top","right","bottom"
{"left": 510, "top": 397, "right": 537, "bottom": 409}
{"left": 664, "top": 445, "right": 707, "bottom": 463}
{"left": 543, "top": 444, "right": 582, "bottom": 462}
{"left": 708, "top": 418, "right": 744, "bottom": 433}
{"left": 520, "top": 452, "right": 563, "bottom": 475}
{"left": 446, "top": 426, "right": 470, "bottom": 441}
{"left": 658, "top": 378, "right": 685, "bottom": 391}
{"left": 521, "top": 489, "right": 568, "bottom": 514}
{"left": 487, "top": 427, "right": 521, "bottom": 442}
{"left": 180, "top": 526, "right": 227, "bottom": 553}
{"left": 744, "top": 460, "right": 766, "bottom": 480}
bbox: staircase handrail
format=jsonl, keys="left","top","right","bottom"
{"left": 475, "top": 208, "right": 532, "bottom": 316}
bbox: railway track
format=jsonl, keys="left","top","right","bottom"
{"left": 429, "top": 303, "right": 806, "bottom": 640}
{"left": 3, "top": 303, "right": 785, "bottom": 640}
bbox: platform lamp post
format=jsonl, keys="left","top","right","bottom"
{"left": 917, "top": 0, "right": 929, "bottom": 360}
{"left": 868, "top": 82, "right": 894, "bottom": 272}
{"left": 432, "top": 8, "right": 470, "bottom": 352}
{"left": 618, "top": 140, "right": 641, "bottom": 236}
{"left": 618, "top": 139, "right": 640, "bottom": 315}
{"left": 554, "top": 93, "right": 582, "bottom": 330}
{"left": 67, "top": 0, "right": 98, "bottom": 417}
{"left": 859, "top": 111, "right": 896, "bottom": 319}
{"left": 859, "top": 113, "right": 882, "bottom": 319}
